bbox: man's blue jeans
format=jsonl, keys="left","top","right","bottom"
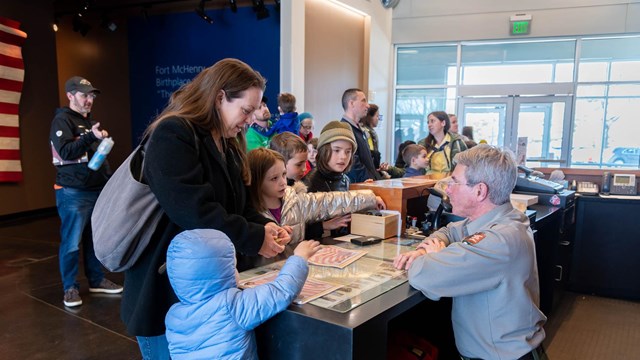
{"left": 55, "top": 187, "right": 104, "bottom": 291}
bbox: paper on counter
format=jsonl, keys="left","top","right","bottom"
{"left": 333, "top": 234, "right": 363, "bottom": 242}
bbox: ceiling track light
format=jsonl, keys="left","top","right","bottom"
{"left": 72, "top": 14, "right": 91, "bottom": 37}
{"left": 195, "top": 0, "right": 214, "bottom": 24}
{"left": 100, "top": 13, "right": 118, "bottom": 32}
{"left": 252, "top": 0, "right": 270, "bottom": 20}
{"left": 141, "top": 5, "right": 150, "bottom": 22}
{"left": 229, "top": 0, "right": 237, "bottom": 13}
{"left": 77, "top": 0, "right": 93, "bottom": 17}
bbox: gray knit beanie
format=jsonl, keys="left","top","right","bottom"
{"left": 317, "top": 121, "right": 357, "bottom": 152}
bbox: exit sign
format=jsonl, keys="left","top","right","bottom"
{"left": 511, "top": 21, "right": 530, "bottom": 35}
{"left": 510, "top": 14, "right": 532, "bottom": 35}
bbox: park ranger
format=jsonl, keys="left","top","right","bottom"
{"left": 394, "top": 145, "right": 547, "bottom": 360}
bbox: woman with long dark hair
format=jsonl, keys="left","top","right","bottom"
{"left": 122, "top": 59, "right": 289, "bottom": 359}
{"left": 418, "top": 111, "right": 467, "bottom": 176}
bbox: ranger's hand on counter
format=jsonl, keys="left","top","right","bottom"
{"left": 417, "top": 238, "right": 446, "bottom": 254}
{"left": 393, "top": 249, "right": 426, "bottom": 271}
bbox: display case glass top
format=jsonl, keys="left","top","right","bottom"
{"left": 239, "top": 239, "right": 418, "bottom": 313}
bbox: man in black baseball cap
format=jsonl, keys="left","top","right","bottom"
{"left": 50, "top": 75, "right": 122, "bottom": 307}
{"left": 65, "top": 76, "right": 101, "bottom": 94}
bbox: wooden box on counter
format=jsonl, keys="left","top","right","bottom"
{"left": 350, "top": 175, "right": 444, "bottom": 229}
{"left": 351, "top": 212, "right": 399, "bottom": 239}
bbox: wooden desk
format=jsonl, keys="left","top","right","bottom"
{"left": 350, "top": 176, "right": 443, "bottom": 229}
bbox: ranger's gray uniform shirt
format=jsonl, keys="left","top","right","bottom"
{"left": 408, "top": 203, "right": 546, "bottom": 359}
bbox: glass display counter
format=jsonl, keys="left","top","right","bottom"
{"left": 239, "top": 239, "right": 417, "bottom": 313}
{"left": 243, "top": 238, "right": 430, "bottom": 360}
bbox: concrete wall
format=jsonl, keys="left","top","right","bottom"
{"left": 304, "top": 0, "right": 366, "bottom": 128}
{"left": 282, "top": 0, "right": 394, "bottom": 161}
{"left": 393, "top": 0, "right": 640, "bottom": 43}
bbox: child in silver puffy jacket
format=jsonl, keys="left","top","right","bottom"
{"left": 246, "top": 148, "right": 385, "bottom": 261}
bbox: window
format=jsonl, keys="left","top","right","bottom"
{"left": 394, "top": 35, "right": 640, "bottom": 169}
{"left": 396, "top": 45, "right": 457, "bottom": 86}
{"left": 461, "top": 40, "right": 575, "bottom": 85}
{"left": 394, "top": 88, "right": 455, "bottom": 152}
{"left": 573, "top": 36, "right": 640, "bottom": 168}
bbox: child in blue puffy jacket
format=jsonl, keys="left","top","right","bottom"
{"left": 165, "top": 229, "right": 320, "bottom": 359}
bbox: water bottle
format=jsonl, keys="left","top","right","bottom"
{"left": 88, "top": 137, "right": 114, "bottom": 171}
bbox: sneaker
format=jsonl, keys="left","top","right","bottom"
{"left": 63, "top": 288, "right": 83, "bottom": 307}
{"left": 89, "top": 279, "right": 124, "bottom": 294}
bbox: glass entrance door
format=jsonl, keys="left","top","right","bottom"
{"left": 458, "top": 99, "right": 509, "bottom": 148}
{"left": 459, "top": 95, "right": 573, "bottom": 166}
{"left": 513, "top": 97, "right": 572, "bottom": 167}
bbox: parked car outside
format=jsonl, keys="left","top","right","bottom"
{"left": 607, "top": 147, "right": 640, "bottom": 166}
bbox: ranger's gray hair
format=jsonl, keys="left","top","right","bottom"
{"left": 453, "top": 145, "right": 517, "bottom": 205}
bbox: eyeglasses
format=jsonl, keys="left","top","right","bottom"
{"left": 445, "top": 179, "right": 475, "bottom": 187}
{"left": 301, "top": 125, "right": 313, "bottom": 130}
{"left": 75, "top": 92, "right": 97, "bottom": 100}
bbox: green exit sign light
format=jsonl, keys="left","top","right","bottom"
{"left": 510, "top": 14, "right": 532, "bottom": 35}
{"left": 511, "top": 20, "right": 531, "bottom": 35}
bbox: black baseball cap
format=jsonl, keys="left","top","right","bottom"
{"left": 65, "top": 76, "right": 101, "bottom": 94}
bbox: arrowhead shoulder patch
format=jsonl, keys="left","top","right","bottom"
{"left": 462, "top": 232, "right": 486, "bottom": 245}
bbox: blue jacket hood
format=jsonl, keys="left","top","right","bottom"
{"left": 167, "top": 229, "right": 237, "bottom": 304}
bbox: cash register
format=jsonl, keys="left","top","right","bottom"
{"left": 514, "top": 165, "right": 564, "bottom": 194}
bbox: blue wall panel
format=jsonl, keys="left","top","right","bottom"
{"left": 128, "top": 6, "right": 280, "bottom": 145}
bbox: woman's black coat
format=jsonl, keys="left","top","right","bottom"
{"left": 120, "top": 117, "right": 270, "bottom": 336}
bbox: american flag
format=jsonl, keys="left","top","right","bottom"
{"left": 0, "top": 17, "right": 27, "bottom": 182}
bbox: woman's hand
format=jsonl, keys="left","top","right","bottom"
{"left": 265, "top": 222, "right": 291, "bottom": 245}
{"left": 259, "top": 223, "right": 285, "bottom": 258}
{"left": 378, "top": 162, "right": 389, "bottom": 171}
{"left": 322, "top": 214, "right": 351, "bottom": 230}
{"left": 275, "top": 226, "right": 291, "bottom": 245}
{"left": 375, "top": 196, "right": 386, "bottom": 210}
